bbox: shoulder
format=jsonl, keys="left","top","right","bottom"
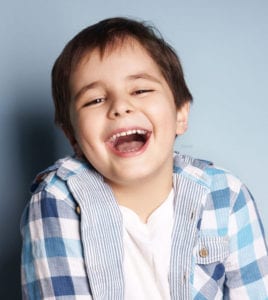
{"left": 173, "top": 152, "right": 243, "bottom": 196}
{"left": 30, "top": 156, "right": 90, "bottom": 197}
{"left": 22, "top": 156, "right": 90, "bottom": 222}
{"left": 173, "top": 153, "right": 256, "bottom": 235}
{"left": 21, "top": 156, "right": 89, "bottom": 231}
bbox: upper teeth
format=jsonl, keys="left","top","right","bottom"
{"left": 109, "top": 129, "right": 147, "bottom": 142}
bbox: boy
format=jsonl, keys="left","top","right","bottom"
{"left": 21, "top": 17, "right": 268, "bottom": 299}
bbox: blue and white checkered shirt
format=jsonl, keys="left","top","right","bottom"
{"left": 21, "top": 153, "right": 268, "bottom": 299}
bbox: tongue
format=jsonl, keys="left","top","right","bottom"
{"left": 115, "top": 134, "right": 145, "bottom": 152}
{"left": 116, "top": 140, "right": 144, "bottom": 152}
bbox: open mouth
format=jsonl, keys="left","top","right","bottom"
{"left": 106, "top": 129, "right": 151, "bottom": 154}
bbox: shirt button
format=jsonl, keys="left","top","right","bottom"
{"left": 199, "top": 247, "right": 209, "bottom": 258}
{"left": 183, "top": 272, "right": 187, "bottom": 283}
{"left": 76, "top": 206, "right": 81, "bottom": 215}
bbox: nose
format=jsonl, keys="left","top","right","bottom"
{"left": 108, "top": 98, "right": 134, "bottom": 119}
{"left": 113, "top": 109, "right": 132, "bottom": 117}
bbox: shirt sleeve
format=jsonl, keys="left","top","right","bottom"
{"left": 224, "top": 184, "right": 268, "bottom": 299}
{"left": 21, "top": 189, "right": 92, "bottom": 299}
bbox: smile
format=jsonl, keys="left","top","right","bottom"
{"left": 106, "top": 128, "right": 151, "bottom": 156}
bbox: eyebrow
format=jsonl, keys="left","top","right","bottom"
{"left": 126, "top": 73, "right": 161, "bottom": 84}
{"left": 73, "top": 72, "right": 161, "bottom": 101}
{"left": 73, "top": 81, "right": 101, "bottom": 102}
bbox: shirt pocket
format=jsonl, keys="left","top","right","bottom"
{"left": 195, "top": 236, "right": 229, "bottom": 265}
{"left": 192, "top": 236, "right": 230, "bottom": 298}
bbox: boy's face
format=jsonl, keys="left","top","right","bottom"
{"left": 69, "top": 39, "right": 189, "bottom": 188}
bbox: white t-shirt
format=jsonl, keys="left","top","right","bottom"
{"left": 119, "top": 189, "right": 174, "bottom": 300}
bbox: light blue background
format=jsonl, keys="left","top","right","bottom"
{"left": 1, "top": 1, "right": 267, "bottom": 298}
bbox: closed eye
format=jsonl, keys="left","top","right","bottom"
{"left": 133, "top": 89, "right": 154, "bottom": 95}
{"left": 134, "top": 89, "right": 154, "bottom": 95}
{"left": 82, "top": 98, "right": 105, "bottom": 107}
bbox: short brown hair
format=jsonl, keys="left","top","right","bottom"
{"left": 52, "top": 17, "right": 193, "bottom": 136}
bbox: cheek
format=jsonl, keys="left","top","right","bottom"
{"left": 73, "top": 116, "right": 94, "bottom": 145}
{"left": 153, "top": 104, "right": 178, "bottom": 128}
{"left": 148, "top": 101, "right": 174, "bottom": 118}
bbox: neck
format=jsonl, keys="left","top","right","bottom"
{"left": 108, "top": 168, "right": 173, "bottom": 223}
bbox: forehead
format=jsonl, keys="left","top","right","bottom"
{"left": 73, "top": 38, "right": 159, "bottom": 73}
{"left": 70, "top": 38, "right": 164, "bottom": 88}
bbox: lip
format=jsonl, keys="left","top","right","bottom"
{"left": 105, "top": 126, "right": 152, "bottom": 158}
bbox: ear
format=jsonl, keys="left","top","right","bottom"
{"left": 176, "top": 102, "right": 190, "bottom": 135}
{"left": 61, "top": 126, "right": 84, "bottom": 157}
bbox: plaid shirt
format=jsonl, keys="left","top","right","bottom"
{"left": 21, "top": 153, "right": 268, "bottom": 299}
